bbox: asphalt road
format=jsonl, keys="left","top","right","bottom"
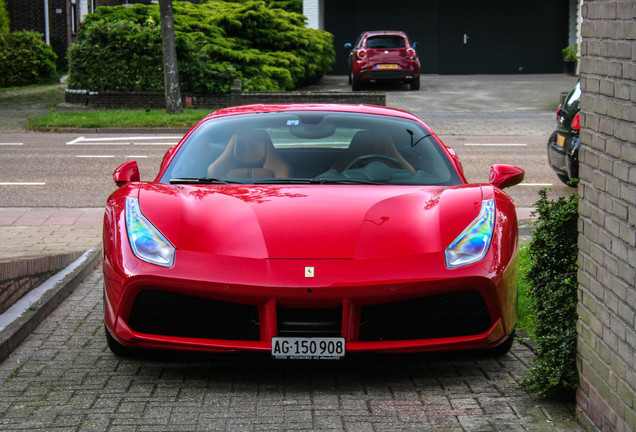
{"left": 0, "top": 75, "right": 578, "bottom": 208}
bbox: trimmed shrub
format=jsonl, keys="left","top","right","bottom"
{"left": 521, "top": 189, "right": 579, "bottom": 399}
{"left": 68, "top": 0, "right": 334, "bottom": 94}
{"left": 0, "top": 31, "right": 58, "bottom": 87}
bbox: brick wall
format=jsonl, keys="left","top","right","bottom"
{"left": 6, "top": 0, "right": 75, "bottom": 67}
{"left": 0, "top": 252, "right": 82, "bottom": 314}
{"left": 65, "top": 89, "right": 387, "bottom": 109}
{"left": 576, "top": 1, "right": 635, "bottom": 432}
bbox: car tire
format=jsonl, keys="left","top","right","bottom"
{"left": 556, "top": 173, "right": 575, "bottom": 186}
{"left": 410, "top": 76, "right": 420, "bottom": 91}
{"left": 352, "top": 78, "right": 362, "bottom": 91}
{"left": 489, "top": 329, "right": 516, "bottom": 356}
{"left": 348, "top": 73, "right": 353, "bottom": 85}
{"left": 105, "top": 325, "right": 134, "bottom": 357}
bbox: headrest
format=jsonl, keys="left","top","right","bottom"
{"left": 230, "top": 131, "right": 270, "bottom": 166}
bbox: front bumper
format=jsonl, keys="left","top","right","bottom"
{"left": 104, "top": 251, "right": 517, "bottom": 355}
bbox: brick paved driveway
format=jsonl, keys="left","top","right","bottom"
{"left": 0, "top": 268, "right": 582, "bottom": 431}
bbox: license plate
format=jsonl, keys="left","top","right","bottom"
{"left": 271, "top": 337, "right": 345, "bottom": 360}
{"left": 377, "top": 64, "right": 398, "bottom": 70}
{"left": 557, "top": 134, "right": 565, "bottom": 146}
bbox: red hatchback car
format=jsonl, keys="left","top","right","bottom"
{"left": 103, "top": 104, "right": 525, "bottom": 359}
{"left": 346, "top": 31, "right": 421, "bottom": 91}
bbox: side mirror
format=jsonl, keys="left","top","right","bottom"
{"left": 344, "top": 43, "right": 352, "bottom": 49}
{"left": 113, "top": 161, "right": 140, "bottom": 187}
{"left": 489, "top": 164, "right": 524, "bottom": 189}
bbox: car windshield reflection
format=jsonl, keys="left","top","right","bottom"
{"left": 160, "top": 112, "right": 461, "bottom": 186}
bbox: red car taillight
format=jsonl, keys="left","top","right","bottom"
{"left": 406, "top": 48, "right": 416, "bottom": 59}
{"left": 571, "top": 112, "right": 581, "bottom": 131}
{"left": 556, "top": 104, "right": 562, "bottom": 121}
{"left": 356, "top": 49, "right": 367, "bottom": 60}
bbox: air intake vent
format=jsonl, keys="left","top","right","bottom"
{"left": 359, "top": 291, "right": 491, "bottom": 341}
{"left": 128, "top": 290, "right": 260, "bottom": 341}
{"left": 277, "top": 308, "right": 342, "bottom": 337}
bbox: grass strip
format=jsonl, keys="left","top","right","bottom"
{"left": 28, "top": 108, "right": 212, "bottom": 129}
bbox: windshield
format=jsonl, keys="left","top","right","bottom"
{"left": 564, "top": 81, "right": 580, "bottom": 112}
{"left": 160, "top": 111, "right": 462, "bottom": 186}
{"left": 366, "top": 36, "right": 406, "bottom": 49}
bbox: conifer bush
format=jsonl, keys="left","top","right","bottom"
{"left": 68, "top": 0, "right": 334, "bottom": 94}
{"left": 521, "top": 189, "right": 579, "bottom": 399}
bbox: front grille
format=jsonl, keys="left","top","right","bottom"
{"left": 277, "top": 308, "right": 342, "bottom": 337}
{"left": 128, "top": 290, "right": 260, "bottom": 341}
{"left": 359, "top": 291, "right": 491, "bottom": 341}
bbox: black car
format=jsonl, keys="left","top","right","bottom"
{"left": 547, "top": 81, "right": 580, "bottom": 186}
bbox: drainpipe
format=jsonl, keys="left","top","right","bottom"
{"left": 43, "top": 0, "right": 50, "bottom": 45}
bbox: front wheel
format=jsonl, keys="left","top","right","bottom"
{"left": 105, "top": 325, "right": 134, "bottom": 357}
{"left": 410, "top": 76, "right": 420, "bottom": 90}
{"left": 489, "top": 329, "right": 515, "bottom": 356}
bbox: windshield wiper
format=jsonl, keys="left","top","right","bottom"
{"left": 252, "top": 178, "right": 384, "bottom": 185}
{"left": 311, "top": 178, "right": 384, "bottom": 185}
{"left": 169, "top": 177, "right": 241, "bottom": 185}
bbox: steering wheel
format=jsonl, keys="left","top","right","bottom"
{"left": 344, "top": 154, "right": 406, "bottom": 171}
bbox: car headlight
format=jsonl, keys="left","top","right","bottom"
{"left": 125, "top": 197, "right": 175, "bottom": 267}
{"left": 445, "top": 199, "right": 495, "bottom": 269}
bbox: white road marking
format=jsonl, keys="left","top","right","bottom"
{"left": 0, "top": 143, "right": 23, "bottom": 146}
{"left": 76, "top": 155, "right": 115, "bottom": 158}
{"left": 464, "top": 143, "right": 528, "bottom": 146}
{"left": 66, "top": 136, "right": 181, "bottom": 145}
{"left": 0, "top": 182, "right": 46, "bottom": 186}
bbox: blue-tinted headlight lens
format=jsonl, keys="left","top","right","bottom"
{"left": 125, "top": 197, "right": 175, "bottom": 267}
{"left": 445, "top": 199, "right": 495, "bottom": 269}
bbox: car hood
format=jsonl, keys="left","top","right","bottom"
{"left": 137, "top": 184, "right": 483, "bottom": 259}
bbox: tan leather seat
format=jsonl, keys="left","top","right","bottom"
{"left": 207, "top": 130, "right": 291, "bottom": 179}
{"left": 332, "top": 130, "right": 415, "bottom": 173}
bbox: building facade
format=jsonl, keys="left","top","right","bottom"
{"left": 304, "top": 0, "right": 580, "bottom": 75}
{"left": 577, "top": 1, "right": 635, "bottom": 431}
{"left": 5, "top": 0, "right": 119, "bottom": 67}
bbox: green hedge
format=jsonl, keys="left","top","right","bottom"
{"left": 0, "top": 0, "right": 9, "bottom": 34}
{"left": 68, "top": 0, "right": 334, "bottom": 94}
{"left": 521, "top": 189, "right": 579, "bottom": 399}
{"left": 0, "top": 31, "right": 58, "bottom": 87}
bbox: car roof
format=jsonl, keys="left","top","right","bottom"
{"left": 204, "top": 103, "right": 420, "bottom": 122}
{"left": 360, "top": 30, "right": 409, "bottom": 39}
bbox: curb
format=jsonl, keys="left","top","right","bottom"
{"left": 29, "top": 127, "right": 191, "bottom": 134}
{"left": 0, "top": 247, "right": 101, "bottom": 363}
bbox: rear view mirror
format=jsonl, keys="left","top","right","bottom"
{"left": 344, "top": 43, "right": 352, "bottom": 49}
{"left": 489, "top": 164, "right": 524, "bottom": 189}
{"left": 113, "top": 161, "right": 140, "bottom": 187}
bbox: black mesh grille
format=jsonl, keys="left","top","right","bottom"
{"left": 128, "top": 290, "right": 260, "bottom": 341}
{"left": 277, "top": 308, "right": 342, "bottom": 337}
{"left": 359, "top": 291, "right": 492, "bottom": 341}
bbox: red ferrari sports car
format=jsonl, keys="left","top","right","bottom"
{"left": 103, "top": 104, "right": 524, "bottom": 359}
